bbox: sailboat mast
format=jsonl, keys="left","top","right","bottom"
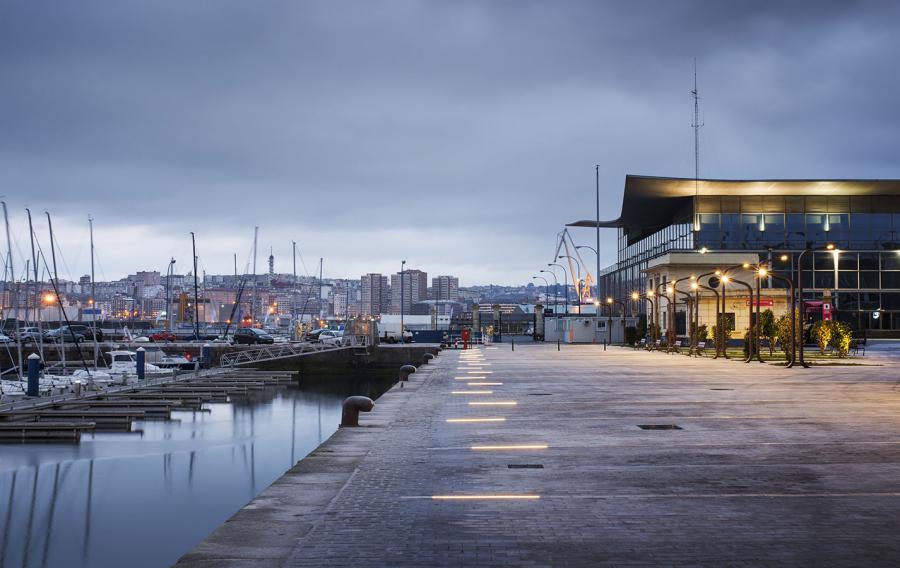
{"left": 46, "top": 211, "right": 65, "bottom": 370}
{"left": 191, "top": 232, "right": 200, "bottom": 339}
{"left": 251, "top": 226, "right": 258, "bottom": 326}
{"left": 89, "top": 216, "right": 98, "bottom": 367}
{"left": 26, "top": 209, "right": 43, "bottom": 360}
{"left": 2, "top": 202, "right": 23, "bottom": 379}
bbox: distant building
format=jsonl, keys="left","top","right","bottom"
{"left": 392, "top": 269, "right": 427, "bottom": 315}
{"left": 431, "top": 275, "right": 459, "bottom": 301}
{"left": 360, "top": 273, "right": 390, "bottom": 316}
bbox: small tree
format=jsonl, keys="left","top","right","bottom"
{"left": 759, "top": 309, "right": 777, "bottom": 356}
{"left": 697, "top": 324, "right": 709, "bottom": 342}
{"left": 624, "top": 326, "right": 638, "bottom": 346}
{"left": 829, "top": 321, "right": 852, "bottom": 358}
{"left": 810, "top": 320, "right": 832, "bottom": 355}
{"left": 774, "top": 311, "right": 802, "bottom": 362}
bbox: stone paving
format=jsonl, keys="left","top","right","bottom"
{"left": 179, "top": 343, "right": 900, "bottom": 567}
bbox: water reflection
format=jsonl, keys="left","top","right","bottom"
{"left": 0, "top": 373, "right": 394, "bottom": 568}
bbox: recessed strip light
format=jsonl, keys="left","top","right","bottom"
{"left": 468, "top": 401, "right": 517, "bottom": 406}
{"left": 467, "top": 382, "right": 502, "bottom": 386}
{"left": 452, "top": 390, "right": 494, "bottom": 395}
{"left": 431, "top": 494, "right": 540, "bottom": 500}
{"left": 445, "top": 418, "right": 506, "bottom": 423}
{"left": 455, "top": 377, "right": 485, "bottom": 380}
{"left": 471, "top": 444, "right": 548, "bottom": 451}
{"left": 467, "top": 371, "right": 492, "bottom": 374}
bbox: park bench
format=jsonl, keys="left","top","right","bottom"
{"left": 850, "top": 338, "right": 866, "bottom": 356}
{"left": 635, "top": 338, "right": 646, "bottom": 350}
{"left": 668, "top": 340, "right": 682, "bottom": 354}
{"left": 690, "top": 341, "right": 707, "bottom": 357}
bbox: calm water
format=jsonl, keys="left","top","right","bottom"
{"left": 0, "top": 373, "right": 394, "bottom": 568}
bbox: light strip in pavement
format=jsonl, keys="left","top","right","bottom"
{"left": 467, "top": 382, "right": 502, "bottom": 386}
{"left": 429, "top": 495, "right": 540, "bottom": 500}
{"left": 445, "top": 418, "right": 506, "bottom": 423}
{"left": 468, "top": 401, "right": 517, "bottom": 406}
{"left": 452, "top": 390, "right": 494, "bottom": 395}
{"left": 471, "top": 444, "right": 548, "bottom": 451}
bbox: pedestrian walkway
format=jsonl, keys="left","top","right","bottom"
{"left": 179, "top": 344, "right": 900, "bottom": 566}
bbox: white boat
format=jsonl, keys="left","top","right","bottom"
{"left": 106, "top": 350, "right": 166, "bottom": 376}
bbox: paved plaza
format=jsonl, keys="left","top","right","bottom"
{"left": 180, "top": 343, "right": 900, "bottom": 567}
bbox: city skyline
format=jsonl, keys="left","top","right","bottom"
{"left": 3, "top": 2, "right": 900, "bottom": 285}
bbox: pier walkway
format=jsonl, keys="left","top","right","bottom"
{"left": 180, "top": 343, "right": 900, "bottom": 566}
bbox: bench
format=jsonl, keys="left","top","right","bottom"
{"left": 668, "top": 340, "right": 682, "bottom": 354}
{"left": 635, "top": 338, "right": 647, "bottom": 350}
{"left": 850, "top": 338, "right": 866, "bottom": 356}
{"left": 690, "top": 341, "right": 707, "bottom": 357}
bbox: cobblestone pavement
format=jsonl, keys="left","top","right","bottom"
{"left": 179, "top": 344, "right": 900, "bottom": 567}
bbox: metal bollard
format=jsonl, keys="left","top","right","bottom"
{"left": 422, "top": 353, "right": 435, "bottom": 364}
{"left": 512, "top": 337, "right": 515, "bottom": 351}
{"left": 202, "top": 343, "right": 212, "bottom": 369}
{"left": 557, "top": 339, "right": 560, "bottom": 352}
{"left": 341, "top": 396, "right": 374, "bottom": 427}
{"left": 27, "top": 353, "right": 41, "bottom": 397}
{"left": 399, "top": 364, "right": 417, "bottom": 381}
{"left": 136, "top": 347, "right": 146, "bottom": 381}
{"left": 74, "top": 381, "right": 83, "bottom": 397}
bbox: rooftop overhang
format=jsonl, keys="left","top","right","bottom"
{"left": 568, "top": 175, "right": 900, "bottom": 231}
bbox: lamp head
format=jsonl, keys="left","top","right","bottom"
{"left": 606, "top": 297, "right": 613, "bottom": 304}
{"left": 690, "top": 282, "right": 698, "bottom": 290}
{"left": 758, "top": 267, "right": 768, "bottom": 277}
{"left": 825, "top": 243, "right": 835, "bottom": 250}
{"left": 631, "top": 292, "right": 639, "bottom": 300}
{"left": 780, "top": 254, "right": 789, "bottom": 261}
{"left": 700, "top": 247, "right": 708, "bottom": 254}
{"left": 721, "top": 275, "right": 730, "bottom": 283}
{"left": 742, "top": 263, "right": 750, "bottom": 268}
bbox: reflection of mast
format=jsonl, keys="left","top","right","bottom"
{"left": 83, "top": 460, "right": 94, "bottom": 565}
{"left": 1, "top": 471, "right": 17, "bottom": 565}
{"left": 40, "top": 463, "right": 60, "bottom": 567}
{"left": 23, "top": 466, "right": 39, "bottom": 567}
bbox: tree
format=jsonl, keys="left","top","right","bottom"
{"left": 810, "top": 320, "right": 832, "bottom": 355}
{"left": 774, "top": 311, "right": 802, "bottom": 362}
{"left": 828, "top": 321, "right": 852, "bottom": 358}
{"left": 759, "top": 309, "right": 777, "bottom": 356}
{"left": 697, "top": 324, "right": 709, "bottom": 342}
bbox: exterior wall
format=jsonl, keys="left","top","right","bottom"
{"left": 391, "top": 270, "right": 428, "bottom": 315}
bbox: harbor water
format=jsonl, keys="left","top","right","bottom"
{"left": 0, "top": 372, "right": 395, "bottom": 568}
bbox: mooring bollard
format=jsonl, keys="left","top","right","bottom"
{"left": 399, "top": 364, "right": 417, "bottom": 381}
{"left": 341, "top": 396, "right": 374, "bottom": 427}
{"left": 27, "top": 353, "right": 41, "bottom": 397}
{"left": 557, "top": 339, "right": 561, "bottom": 352}
{"left": 512, "top": 337, "right": 515, "bottom": 351}
{"left": 422, "top": 353, "right": 435, "bottom": 365}
{"left": 202, "top": 343, "right": 212, "bottom": 369}
{"left": 74, "top": 381, "right": 83, "bottom": 397}
{"left": 136, "top": 347, "right": 146, "bottom": 381}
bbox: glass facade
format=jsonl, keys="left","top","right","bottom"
{"left": 599, "top": 193, "right": 900, "bottom": 331}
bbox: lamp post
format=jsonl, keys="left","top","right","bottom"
{"left": 548, "top": 263, "right": 569, "bottom": 314}
{"left": 717, "top": 271, "right": 755, "bottom": 363}
{"left": 595, "top": 165, "right": 601, "bottom": 311}
{"left": 532, "top": 276, "right": 550, "bottom": 308}
{"left": 604, "top": 297, "right": 613, "bottom": 346}
{"left": 540, "top": 269, "right": 559, "bottom": 313}
{"left": 165, "top": 258, "right": 176, "bottom": 331}
{"left": 576, "top": 245, "right": 599, "bottom": 300}
{"left": 400, "top": 260, "right": 406, "bottom": 339}
{"left": 559, "top": 255, "right": 582, "bottom": 314}
{"left": 796, "top": 244, "right": 836, "bottom": 368}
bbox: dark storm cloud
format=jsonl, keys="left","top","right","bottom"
{"left": 2, "top": 1, "right": 899, "bottom": 283}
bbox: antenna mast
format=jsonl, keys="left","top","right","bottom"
{"left": 691, "top": 59, "right": 704, "bottom": 232}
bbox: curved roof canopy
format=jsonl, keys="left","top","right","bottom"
{"left": 568, "top": 175, "right": 900, "bottom": 231}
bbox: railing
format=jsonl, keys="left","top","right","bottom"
{"left": 219, "top": 335, "right": 369, "bottom": 367}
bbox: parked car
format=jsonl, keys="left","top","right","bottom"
{"left": 65, "top": 324, "right": 103, "bottom": 342}
{"left": 233, "top": 328, "right": 275, "bottom": 345}
{"left": 0, "top": 333, "right": 12, "bottom": 344}
{"left": 381, "top": 330, "right": 413, "bottom": 344}
{"left": 320, "top": 330, "right": 345, "bottom": 346}
{"left": 149, "top": 331, "right": 177, "bottom": 342}
{"left": 305, "top": 328, "right": 327, "bottom": 343}
{"left": 16, "top": 327, "right": 43, "bottom": 344}
{"left": 43, "top": 328, "right": 85, "bottom": 343}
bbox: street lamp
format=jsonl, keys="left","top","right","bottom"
{"left": 796, "top": 243, "right": 837, "bottom": 368}
{"left": 548, "top": 263, "right": 569, "bottom": 314}
{"left": 532, "top": 276, "right": 550, "bottom": 309}
{"left": 540, "top": 269, "right": 559, "bottom": 313}
{"left": 400, "top": 260, "right": 406, "bottom": 339}
{"left": 559, "top": 255, "right": 582, "bottom": 314}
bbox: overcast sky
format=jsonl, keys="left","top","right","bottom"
{"left": 2, "top": 1, "right": 899, "bottom": 286}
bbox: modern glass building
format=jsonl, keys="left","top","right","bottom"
{"left": 570, "top": 175, "right": 900, "bottom": 332}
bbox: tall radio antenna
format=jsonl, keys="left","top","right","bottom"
{"left": 691, "top": 58, "right": 704, "bottom": 232}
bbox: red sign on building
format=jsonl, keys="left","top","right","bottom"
{"left": 747, "top": 299, "right": 775, "bottom": 307}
